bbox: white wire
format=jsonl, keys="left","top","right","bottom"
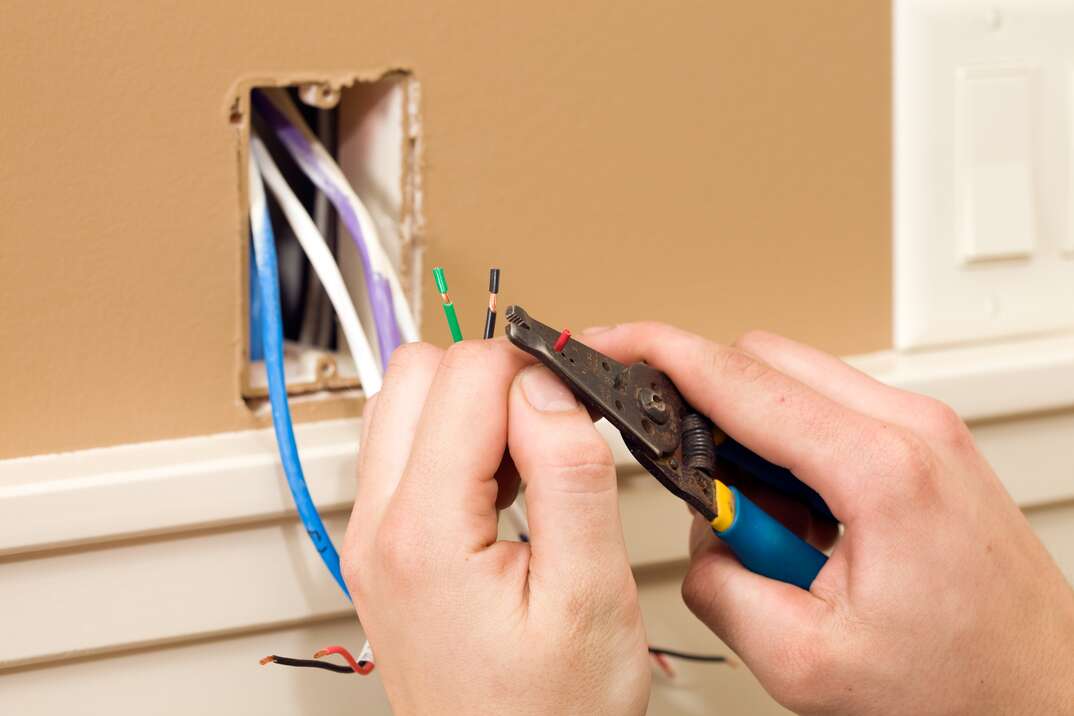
{"left": 507, "top": 498, "right": 530, "bottom": 540}
{"left": 260, "top": 89, "right": 420, "bottom": 344}
{"left": 250, "top": 134, "right": 384, "bottom": 396}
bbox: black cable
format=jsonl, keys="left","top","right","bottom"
{"left": 261, "top": 655, "right": 356, "bottom": 674}
{"left": 483, "top": 267, "right": 500, "bottom": 339}
{"left": 263, "top": 647, "right": 725, "bottom": 678}
{"left": 647, "top": 646, "right": 729, "bottom": 663}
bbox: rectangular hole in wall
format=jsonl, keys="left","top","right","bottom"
{"left": 238, "top": 72, "right": 422, "bottom": 403}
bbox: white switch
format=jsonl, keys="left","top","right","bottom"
{"left": 957, "top": 65, "right": 1037, "bottom": 263}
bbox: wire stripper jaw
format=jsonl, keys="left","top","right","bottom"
{"left": 504, "top": 305, "right": 717, "bottom": 522}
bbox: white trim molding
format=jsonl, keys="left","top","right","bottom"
{"left": 847, "top": 332, "right": 1074, "bottom": 423}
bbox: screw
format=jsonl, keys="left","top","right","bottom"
{"left": 638, "top": 388, "right": 668, "bottom": 424}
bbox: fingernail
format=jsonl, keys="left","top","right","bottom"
{"left": 521, "top": 365, "right": 578, "bottom": 412}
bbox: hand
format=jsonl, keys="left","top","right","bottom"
{"left": 342, "top": 341, "right": 650, "bottom": 716}
{"left": 585, "top": 324, "right": 1074, "bottom": 715}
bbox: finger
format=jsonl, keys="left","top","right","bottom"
{"left": 682, "top": 515, "right": 830, "bottom": 682}
{"left": 506, "top": 365, "right": 627, "bottom": 590}
{"left": 394, "top": 341, "right": 529, "bottom": 551}
{"left": 352, "top": 342, "right": 443, "bottom": 538}
{"left": 733, "top": 330, "right": 923, "bottom": 429}
{"left": 358, "top": 393, "right": 378, "bottom": 452}
{"left": 583, "top": 323, "right": 880, "bottom": 522}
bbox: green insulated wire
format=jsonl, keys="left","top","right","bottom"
{"left": 432, "top": 266, "right": 463, "bottom": 342}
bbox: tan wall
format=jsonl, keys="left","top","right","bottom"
{"left": 0, "top": 1, "right": 890, "bottom": 459}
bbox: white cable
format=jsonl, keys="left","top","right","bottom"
{"left": 251, "top": 134, "right": 383, "bottom": 395}
{"left": 260, "top": 89, "right": 420, "bottom": 344}
{"left": 507, "top": 499, "right": 530, "bottom": 540}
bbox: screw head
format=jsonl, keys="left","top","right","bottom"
{"left": 638, "top": 388, "right": 668, "bottom": 424}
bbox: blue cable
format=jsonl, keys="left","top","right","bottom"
{"left": 248, "top": 241, "right": 263, "bottom": 362}
{"left": 249, "top": 171, "right": 350, "bottom": 600}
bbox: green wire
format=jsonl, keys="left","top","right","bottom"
{"left": 442, "top": 302, "right": 463, "bottom": 342}
{"left": 433, "top": 266, "right": 464, "bottom": 342}
{"left": 433, "top": 266, "right": 449, "bottom": 294}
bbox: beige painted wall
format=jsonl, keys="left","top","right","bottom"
{"left": 0, "top": 1, "right": 890, "bottom": 460}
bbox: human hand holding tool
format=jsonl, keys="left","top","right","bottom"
{"left": 341, "top": 340, "right": 650, "bottom": 715}
{"left": 580, "top": 321, "right": 1074, "bottom": 715}
{"left": 504, "top": 305, "right": 831, "bottom": 590}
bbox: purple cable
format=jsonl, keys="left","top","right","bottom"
{"left": 252, "top": 91, "right": 401, "bottom": 368}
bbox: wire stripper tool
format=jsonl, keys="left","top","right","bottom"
{"left": 504, "top": 305, "right": 831, "bottom": 589}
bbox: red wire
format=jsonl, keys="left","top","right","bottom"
{"left": 651, "top": 651, "right": 675, "bottom": 678}
{"left": 313, "top": 645, "right": 375, "bottom": 675}
{"left": 553, "top": 328, "right": 571, "bottom": 352}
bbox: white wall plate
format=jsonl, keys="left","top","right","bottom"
{"left": 895, "top": 0, "right": 1074, "bottom": 348}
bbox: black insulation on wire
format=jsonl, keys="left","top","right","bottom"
{"left": 261, "top": 655, "right": 359, "bottom": 674}
{"left": 647, "top": 646, "right": 729, "bottom": 663}
{"left": 263, "top": 647, "right": 725, "bottom": 677}
{"left": 483, "top": 267, "right": 501, "bottom": 340}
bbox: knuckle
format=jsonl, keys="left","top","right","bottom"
{"left": 385, "top": 341, "right": 440, "bottom": 376}
{"left": 732, "top": 329, "right": 777, "bottom": 354}
{"left": 864, "top": 425, "right": 937, "bottom": 506}
{"left": 372, "top": 518, "right": 427, "bottom": 584}
{"left": 538, "top": 438, "right": 615, "bottom": 493}
{"left": 713, "top": 345, "right": 772, "bottom": 385}
{"left": 440, "top": 339, "right": 498, "bottom": 371}
{"left": 917, "top": 397, "right": 974, "bottom": 451}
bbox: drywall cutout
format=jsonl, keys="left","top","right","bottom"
{"left": 894, "top": 0, "right": 1074, "bottom": 349}
{"left": 238, "top": 73, "right": 423, "bottom": 400}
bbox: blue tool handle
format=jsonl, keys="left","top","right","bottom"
{"left": 715, "top": 486, "right": 827, "bottom": 590}
{"left": 715, "top": 438, "right": 835, "bottom": 522}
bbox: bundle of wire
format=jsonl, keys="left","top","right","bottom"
{"left": 252, "top": 88, "right": 417, "bottom": 367}
{"left": 250, "top": 134, "right": 382, "bottom": 394}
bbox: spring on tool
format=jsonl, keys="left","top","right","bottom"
{"left": 681, "top": 413, "right": 716, "bottom": 475}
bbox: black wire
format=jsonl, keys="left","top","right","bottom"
{"left": 483, "top": 268, "right": 500, "bottom": 340}
{"left": 263, "top": 655, "right": 356, "bottom": 674}
{"left": 648, "top": 646, "right": 728, "bottom": 663}
{"left": 264, "top": 648, "right": 724, "bottom": 676}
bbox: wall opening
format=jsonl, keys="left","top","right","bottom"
{"left": 239, "top": 73, "right": 422, "bottom": 402}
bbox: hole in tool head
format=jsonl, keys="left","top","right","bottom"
{"left": 601, "top": 361, "right": 609, "bottom": 371}
{"left": 615, "top": 399, "right": 623, "bottom": 409}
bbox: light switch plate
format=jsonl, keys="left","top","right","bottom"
{"left": 895, "top": 0, "right": 1074, "bottom": 349}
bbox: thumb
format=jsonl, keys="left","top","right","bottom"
{"left": 507, "top": 365, "right": 628, "bottom": 585}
